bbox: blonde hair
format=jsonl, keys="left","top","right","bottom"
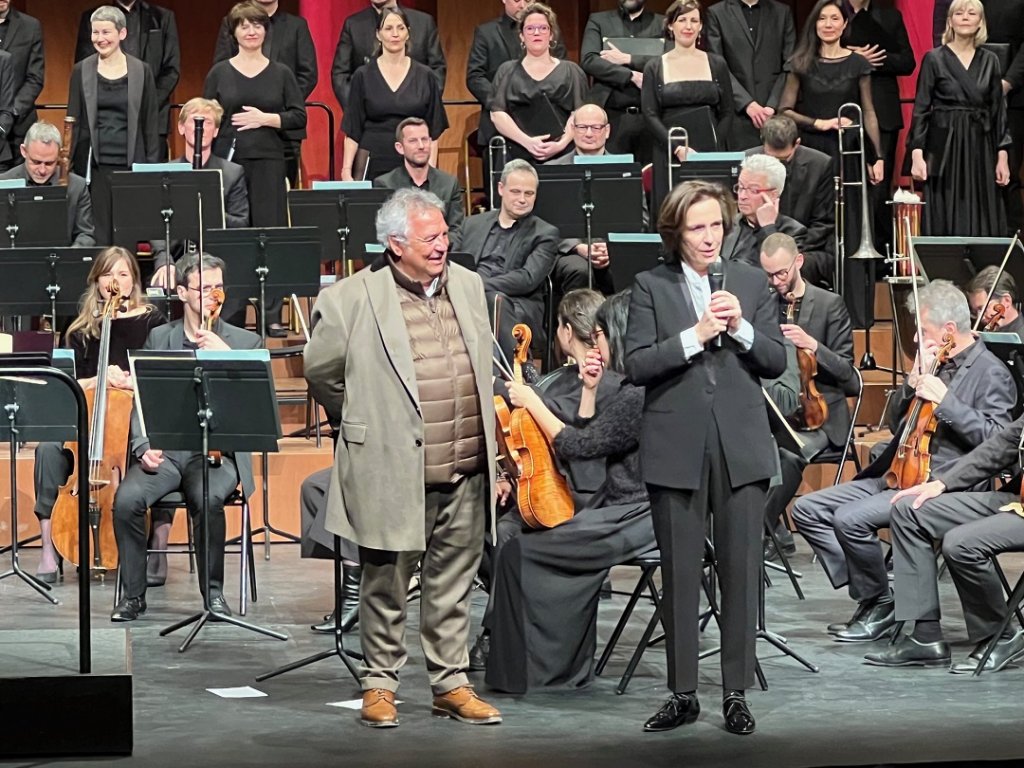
{"left": 942, "top": 0, "right": 987, "bottom": 46}
{"left": 179, "top": 98, "right": 225, "bottom": 129}
{"left": 65, "top": 247, "right": 151, "bottom": 341}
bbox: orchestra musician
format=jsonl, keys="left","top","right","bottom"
{"left": 0, "top": 0, "right": 44, "bottom": 167}
{"left": 110, "top": 253, "right": 260, "bottom": 622}
{"left": 966, "top": 266, "right": 1024, "bottom": 337}
{"left": 791, "top": 280, "right": 1016, "bottom": 643}
{"left": 305, "top": 188, "right": 502, "bottom": 729}
{"left": 864, "top": 413, "right": 1024, "bottom": 671}
{"left": 0, "top": 121, "right": 97, "bottom": 247}
{"left": 758, "top": 232, "right": 857, "bottom": 559}
{"left": 32, "top": 246, "right": 165, "bottom": 583}
{"left": 625, "top": 180, "right": 786, "bottom": 735}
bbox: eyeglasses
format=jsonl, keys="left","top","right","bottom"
{"left": 523, "top": 24, "right": 550, "bottom": 33}
{"left": 186, "top": 283, "right": 225, "bottom": 296}
{"left": 573, "top": 123, "right": 608, "bottom": 133}
{"left": 733, "top": 183, "right": 776, "bottom": 197}
{"left": 766, "top": 260, "right": 798, "bottom": 281}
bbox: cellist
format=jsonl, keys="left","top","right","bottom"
{"left": 33, "top": 246, "right": 164, "bottom": 583}
{"left": 792, "top": 279, "right": 1015, "bottom": 643}
{"left": 757, "top": 233, "right": 858, "bottom": 561}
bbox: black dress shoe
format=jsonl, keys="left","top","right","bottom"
{"left": 833, "top": 600, "right": 896, "bottom": 642}
{"left": 827, "top": 601, "right": 871, "bottom": 635}
{"left": 643, "top": 693, "right": 700, "bottom": 732}
{"left": 950, "top": 631, "right": 1024, "bottom": 674}
{"left": 468, "top": 632, "right": 490, "bottom": 672}
{"left": 208, "top": 594, "right": 233, "bottom": 619}
{"left": 311, "top": 611, "right": 337, "bottom": 634}
{"left": 722, "top": 692, "right": 755, "bottom": 735}
{"left": 864, "top": 636, "right": 951, "bottom": 668}
{"left": 266, "top": 323, "right": 288, "bottom": 338}
{"left": 111, "top": 596, "right": 147, "bottom": 622}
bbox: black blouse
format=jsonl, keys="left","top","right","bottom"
{"left": 95, "top": 73, "right": 129, "bottom": 166}
{"left": 67, "top": 308, "right": 166, "bottom": 380}
{"left": 490, "top": 58, "right": 588, "bottom": 136}
{"left": 342, "top": 59, "right": 448, "bottom": 145}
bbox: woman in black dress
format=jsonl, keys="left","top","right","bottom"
{"left": 67, "top": 5, "right": 160, "bottom": 245}
{"left": 642, "top": 0, "right": 733, "bottom": 212}
{"left": 482, "top": 290, "right": 656, "bottom": 694}
{"left": 204, "top": 2, "right": 306, "bottom": 227}
{"left": 32, "top": 247, "right": 165, "bottom": 582}
{"left": 909, "top": 0, "right": 1010, "bottom": 236}
{"left": 341, "top": 8, "right": 447, "bottom": 181}
{"left": 489, "top": 3, "right": 588, "bottom": 166}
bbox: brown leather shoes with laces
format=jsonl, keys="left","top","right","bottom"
{"left": 360, "top": 688, "right": 399, "bottom": 728}
{"left": 431, "top": 686, "right": 502, "bottom": 725}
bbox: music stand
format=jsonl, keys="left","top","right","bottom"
{"left": 535, "top": 163, "right": 644, "bottom": 289}
{"left": 130, "top": 349, "right": 288, "bottom": 653}
{"left": 981, "top": 335, "right": 1024, "bottom": 417}
{"left": 606, "top": 233, "right": 664, "bottom": 292}
{"left": 288, "top": 188, "right": 390, "bottom": 276}
{"left": 0, "top": 247, "right": 98, "bottom": 331}
{"left": 672, "top": 152, "right": 744, "bottom": 192}
{"left": 911, "top": 236, "right": 1024, "bottom": 288}
{"left": 0, "top": 186, "right": 69, "bottom": 248}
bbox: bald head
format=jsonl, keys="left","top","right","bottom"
{"left": 572, "top": 104, "right": 610, "bottom": 156}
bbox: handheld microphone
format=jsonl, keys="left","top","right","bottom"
{"left": 708, "top": 260, "right": 725, "bottom": 347}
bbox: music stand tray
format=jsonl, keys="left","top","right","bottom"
{"left": 911, "top": 236, "right": 1024, "bottom": 290}
{"left": 606, "top": 233, "right": 664, "bottom": 292}
{"left": 0, "top": 246, "right": 99, "bottom": 327}
{"left": 672, "top": 152, "right": 745, "bottom": 192}
{"left": 288, "top": 187, "right": 390, "bottom": 270}
{"left": 109, "top": 169, "right": 225, "bottom": 252}
{"left": 0, "top": 186, "right": 69, "bottom": 248}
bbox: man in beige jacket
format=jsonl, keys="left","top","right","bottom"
{"left": 305, "top": 188, "right": 501, "bottom": 729}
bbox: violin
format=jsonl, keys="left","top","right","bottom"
{"left": 884, "top": 331, "right": 957, "bottom": 490}
{"left": 204, "top": 286, "right": 225, "bottom": 467}
{"left": 51, "top": 283, "right": 134, "bottom": 571}
{"left": 983, "top": 303, "right": 1006, "bottom": 332}
{"left": 785, "top": 293, "right": 828, "bottom": 431}
{"left": 496, "top": 324, "right": 575, "bottom": 529}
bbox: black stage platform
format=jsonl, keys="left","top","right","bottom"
{"left": 1, "top": 541, "right": 1023, "bottom": 768}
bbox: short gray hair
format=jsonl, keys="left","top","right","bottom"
{"left": 176, "top": 252, "right": 227, "bottom": 287}
{"left": 375, "top": 188, "right": 446, "bottom": 247}
{"left": 907, "top": 279, "right": 971, "bottom": 332}
{"left": 741, "top": 153, "right": 787, "bottom": 195}
{"left": 24, "top": 121, "right": 62, "bottom": 148}
{"left": 500, "top": 158, "right": 538, "bottom": 186}
{"left": 91, "top": 5, "right": 127, "bottom": 31}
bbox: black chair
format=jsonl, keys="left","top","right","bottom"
{"left": 808, "top": 368, "right": 865, "bottom": 486}
{"left": 973, "top": 552, "right": 1024, "bottom": 676}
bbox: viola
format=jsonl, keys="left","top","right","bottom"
{"left": 884, "top": 332, "right": 957, "bottom": 490}
{"left": 785, "top": 293, "right": 828, "bottom": 431}
{"left": 983, "top": 304, "right": 1006, "bottom": 332}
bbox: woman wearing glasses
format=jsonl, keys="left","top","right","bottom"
{"left": 490, "top": 2, "right": 588, "bottom": 166}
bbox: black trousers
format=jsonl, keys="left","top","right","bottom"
{"left": 299, "top": 466, "right": 359, "bottom": 562}
{"left": 113, "top": 450, "right": 239, "bottom": 600}
{"left": 647, "top": 426, "right": 765, "bottom": 693}
{"left": 606, "top": 108, "right": 652, "bottom": 167}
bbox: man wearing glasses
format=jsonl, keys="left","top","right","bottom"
{"left": 758, "top": 233, "right": 857, "bottom": 561}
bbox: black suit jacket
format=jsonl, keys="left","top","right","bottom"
{"left": 454, "top": 210, "right": 558, "bottom": 302}
{"left": 373, "top": 164, "right": 464, "bottom": 240}
{"left": 580, "top": 8, "right": 665, "bottom": 110}
{"left": 982, "top": 0, "right": 1024, "bottom": 109}
{"left": 0, "top": 8, "right": 43, "bottom": 143}
{"left": 76, "top": 2, "right": 180, "bottom": 136}
{"left": 331, "top": 5, "right": 446, "bottom": 110}
{"left": 933, "top": 412, "right": 1024, "bottom": 491}
{"left": 720, "top": 213, "right": 808, "bottom": 267}
{"left": 0, "top": 164, "right": 95, "bottom": 247}
{"left": 843, "top": 5, "right": 915, "bottom": 132}
{"left": 0, "top": 51, "right": 15, "bottom": 163}
{"left": 706, "top": 0, "right": 795, "bottom": 146}
{"left": 466, "top": 14, "right": 566, "bottom": 146}
{"left": 624, "top": 258, "right": 787, "bottom": 489}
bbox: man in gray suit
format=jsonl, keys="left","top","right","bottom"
{"left": 0, "top": 121, "right": 95, "bottom": 246}
{"left": 110, "top": 254, "right": 261, "bottom": 623}
{"left": 305, "top": 188, "right": 501, "bottom": 729}
{"left": 792, "top": 280, "right": 1016, "bottom": 644}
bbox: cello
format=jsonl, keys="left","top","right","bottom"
{"left": 785, "top": 292, "right": 828, "bottom": 431}
{"left": 50, "top": 283, "right": 135, "bottom": 571}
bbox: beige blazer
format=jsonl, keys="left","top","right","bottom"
{"left": 304, "top": 262, "right": 496, "bottom": 552}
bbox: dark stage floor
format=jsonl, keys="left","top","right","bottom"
{"left": 2, "top": 540, "right": 1024, "bottom": 768}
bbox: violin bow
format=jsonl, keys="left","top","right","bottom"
{"left": 971, "top": 231, "right": 1021, "bottom": 334}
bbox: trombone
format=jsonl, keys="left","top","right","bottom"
{"left": 667, "top": 126, "right": 689, "bottom": 190}
{"left": 835, "top": 102, "right": 883, "bottom": 297}
{"left": 487, "top": 136, "right": 508, "bottom": 210}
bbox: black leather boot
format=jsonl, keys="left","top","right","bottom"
{"left": 311, "top": 565, "right": 362, "bottom": 634}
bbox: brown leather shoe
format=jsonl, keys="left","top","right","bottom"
{"left": 432, "top": 686, "right": 502, "bottom": 725}
{"left": 360, "top": 688, "right": 399, "bottom": 728}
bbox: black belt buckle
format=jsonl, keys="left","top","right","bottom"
{"left": 624, "top": 106, "right": 641, "bottom": 115}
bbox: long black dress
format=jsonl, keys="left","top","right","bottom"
{"left": 342, "top": 59, "right": 448, "bottom": 181}
{"left": 909, "top": 45, "right": 1010, "bottom": 237}
{"left": 204, "top": 60, "right": 306, "bottom": 227}
{"left": 641, "top": 53, "right": 734, "bottom": 214}
{"left": 484, "top": 374, "right": 656, "bottom": 694}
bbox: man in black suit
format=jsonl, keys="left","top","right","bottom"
{"left": 966, "top": 265, "right": 1024, "bottom": 337}
{"left": 747, "top": 115, "right": 835, "bottom": 280}
{"left": 454, "top": 158, "right": 558, "bottom": 356}
{"left": 374, "top": 117, "right": 465, "bottom": 242}
{"left": 332, "top": 0, "right": 446, "bottom": 110}
{"left": 844, "top": 0, "right": 915, "bottom": 254}
{"left": 76, "top": 1, "right": 180, "bottom": 142}
{"left": 706, "top": 0, "right": 796, "bottom": 150}
{"left": 625, "top": 180, "right": 786, "bottom": 736}
{"left": 111, "top": 253, "right": 261, "bottom": 622}
{"left": 0, "top": 1, "right": 43, "bottom": 167}
{"left": 758, "top": 232, "right": 857, "bottom": 559}
{"left": 792, "top": 280, "right": 1016, "bottom": 644}
{"left": 580, "top": 0, "right": 664, "bottom": 166}
{"left": 213, "top": 0, "right": 316, "bottom": 186}
{"left": 0, "top": 121, "right": 95, "bottom": 247}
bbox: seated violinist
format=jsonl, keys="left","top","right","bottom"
{"left": 758, "top": 233, "right": 858, "bottom": 560}
{"left": 110, "top": 253, "right": 261, "bottom": 622}
{"left": 792, "top": 280, "right": 1015, "bottom": 643}
{"left": 965, "top": 266, "right": 1024, "bottom": 338}
{"left": 471, "top": 289, "right": 657, "bottom": 694}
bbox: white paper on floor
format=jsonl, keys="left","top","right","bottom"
{"left": 328, "top": 699, "right": 403, "bottom": 710}
{"left": 207, "top": 686, "right": 268, "bottom": 698}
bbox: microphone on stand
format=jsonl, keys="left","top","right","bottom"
{"left": 708, "top": 259, "right": 725, "bottom": 347}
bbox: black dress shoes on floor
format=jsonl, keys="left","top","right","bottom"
{"left": 950, "top": 631, "right": 1024, "bottom": 675}
{"left": 722, "top": 691, "right": 755, "bottom": 735}
{"left": 310, "top": 566, "right": 361, "bottom": 634}
{"left": 833, "top": 600, "right": 896, "bottom": 642}
{"left": 827, "top": 601, "right": 870, "bottom": 635}
{"left": 864, "top": 636, "right": 951, "bottom": 668}
{"left": 468, "top": 632, "right": 490, "bottom": 672}
{"left": 209, "top": 594, "right": 233, "bottom": 619}
{"left": 111, "top": 596, "right": 147, "bottom": 622}
{"left": 643, "top": 693, "right": 700, "bottom": 732}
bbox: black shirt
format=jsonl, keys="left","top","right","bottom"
{"left": 117, "top": 1, "right": 142, "bottom": 60}
{"left": 96, "top": 73, "right": 129, "bottom": 166}
{"left": 68, "top": 308, "right": 166, "bottom": 379}
{"left": 739, "top": 0, "right": 761, "bottom": 39}
{"left": 477, "top": 218, "right": 519, "bottom": 281}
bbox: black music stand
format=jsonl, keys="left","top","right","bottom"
{"left": 0, "top": 186, "right": 69, "bottom": 248}
{"left": 0, "top": 247, "right": 98, "bottom": 331}
{"left": 535, "top": 163, "right": 644, "bottom": 289}
{"left": 982, "top": 335, "right": 1024, "bottom": 417}
{"left": 605, "top": 233, "right": 664, "bottom": 291}
{"left": 671, "top": 152, "right": 744, "bottom": 192}
{"left": 911, "top": 236, "right": 1024, "bottom": 287}
{"left": 131, "top": 350, "right": 288, "bottom": 653}
{"left": 288, "top": 187, "right": 390, "bottom": 276}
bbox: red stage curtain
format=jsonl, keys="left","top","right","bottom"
{"left": 891, "top": 0, "right": 936, "bottom": 188}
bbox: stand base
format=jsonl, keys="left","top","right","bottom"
{"left": 255, "top": 634, "right": 363, "bottom": 684}
{"left": 0, "top": 557, "right": 59, "bottom": 605}
{"left": 160, "top": 607, "right": 288, "bottom": 653}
